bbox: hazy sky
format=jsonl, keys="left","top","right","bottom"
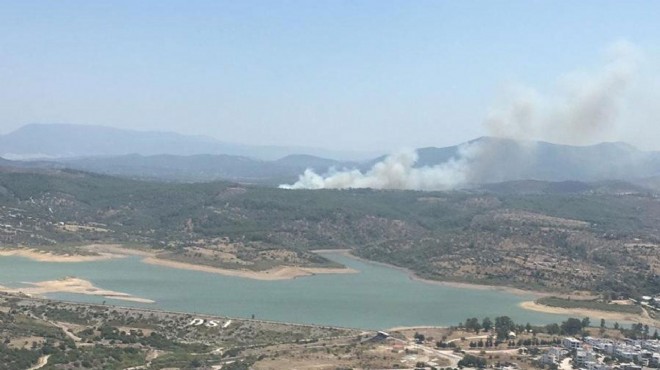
{"left": 1, "top": 1, "right": 660, "bottom": 151}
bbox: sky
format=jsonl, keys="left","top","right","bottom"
{"left": 1, "top": 0, "right": 660, "bottom": 152}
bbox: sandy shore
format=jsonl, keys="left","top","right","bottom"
{"left": 0, "top": 277, "right": 154, "bottom": 304}
{"left": 82, "top": 244, "right": 155, "bottom": 257}
{"left": 520, "top": 301, "right": 659, "bottom": 326}
{"left": 0, "top": 246, "right": 126, "bottom": 262}
{"left": 1, "top": 245, "right": 357, "bottom": 280}
{"left": 142, "top": 256, "right": 357, "bottom": 280}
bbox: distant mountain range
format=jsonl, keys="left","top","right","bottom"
{"left": 0, "top": 123, "right": 376, "bottom": 161}
{"left": 55, "top": 154, "right": 356, "bottom": 184}
{"left": 406, "top": 137, "right": 660, "bottom": 184}
{"left": 1, "top": 124, "right": 660, "bottom": 187}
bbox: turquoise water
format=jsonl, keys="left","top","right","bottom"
{"left": 0, "top": 252, "right": 571, "bottom": 329}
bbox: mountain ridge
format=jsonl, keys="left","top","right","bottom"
{"left": 2, "top": 124, "right": 660, "bottom": 186}
{"left": 0, "top": 123, "right": 377, "bottom": 161}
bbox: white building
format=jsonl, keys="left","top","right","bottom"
{"left": 575, "top": 349, "right": 596, "bottom": 366}
{"left": 563, "top": 337, "right": 582, "bottom": 350}
{"left": 650, "top": 353, "right": 660, "bottom": 367}
{"left": 541, "top": 347, "right": 567, "bottom": 365}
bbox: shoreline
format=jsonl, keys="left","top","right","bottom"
{"left": 0, "top": 245, "right": 358, "bottom": 281}
{"left": 1, "top": 246, "right": 599, "bottom": 298}
{"left": 0, "top": 277, "right": 154, "bottom": 304}
{"left": 142, "top": 256, "right": 358, "bottom": 280}
{"left": 93, "top": 245, "right": 360, "bottom": 280}
{"left": 0, "top": 246, "right": 126, "bottom": 262}
{"left": 1, "top": 246, "right": 655, "bottom": 327}
{"left": 387, "top": 325, "right": 449, "bottom": 332}
{"left": 318, "top": 249, "right": 553, "bottom": 298}
{"left": 0, "top": 291, "right": 363, "bottom": 332}
{"left": 520, "top": 301, "right": 659, "bottom": 326}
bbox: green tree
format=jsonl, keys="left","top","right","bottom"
{"left": 545, "top": 323, "right": 560, "bottom": 335}
{"left": 494, "top": 316, "right": 515, "bottom": 340}
{"left": 581, "top": 317, "right": 590, "bottom": 328}
{"left": 482, "top": 317, "right": 493, "bottom": 332}
{"left": 458, "top": 354, "right": 487, "bottom": 368}
{"left": 561, "top": 318, "right": 583, "bottom": 335}
{"left": 465, "top": 318, "right": 481, "bottom": 333}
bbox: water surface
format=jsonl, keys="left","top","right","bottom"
{"left": 0, "top": 251, "right": 571, "bottom": 329}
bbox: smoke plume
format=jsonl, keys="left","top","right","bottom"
{"left": 280, "top": 144, "right": 480, "bottom": 190}
{"left": 280, "top": 41, "right": 642, "bottom": 190}
{"left": 486, "top": 40, "right": 640, "bottom": 144}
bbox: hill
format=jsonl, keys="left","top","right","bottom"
{"left": 61, "top": 154, "right": 293, "bottom": 184}
{"left": 377, "top": 137, "right": 660, "bottom": 183}
{"left": 0, "top": 168, "right": 658, "bottom": 297}
{"left": 3, "top": 125, "right": 660, "bottom": 186}
{"left": 0, "top": 123, "right": 374, "bottom": 161}
{"left": 56, "top": 153, "right": 357, "bottom": 184}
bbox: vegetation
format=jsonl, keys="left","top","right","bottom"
{"left": 452, "top": 315, "right": 601, "bottom": 340}
{"left": 458, "top": 354, "right": 487, "bottom": 368}
{"left": 0, "top": 345, "right": 41, "bottom": 370}
{"left": 1, "top": 169, "right": 659, "bottom": 295}
{"left": 0, "top": 294, "right": 359, "bottom": 369}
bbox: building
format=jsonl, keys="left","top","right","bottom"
{"left": 574, "top": 349, "right": 596, "bottom": 366}
{"left": 642, "top": 339, "right": 660, "bottom": 352}
{"left": 649, "top": 353, "right": 660, "bottom": 367}
{"left": 620, "top": 363, "right": 642, "bottom": 370}
{"left": 540, "top": 347, "right": 567, "bottom": 366}
{"left": 563, "top": 337, "right": 582, "bottom": 350}
{"left": 585, "top": 337, "right": 615, "bottom": 354}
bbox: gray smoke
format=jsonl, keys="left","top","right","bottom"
{"left": 280, "top": 41, "right": 642, "bottom": 190}
{"left": 486, "top": 40, "right": 640, "bottom": 144}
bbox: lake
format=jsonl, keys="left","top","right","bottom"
{"left": 0, "top": 251, "right": 571, "bottom": 329}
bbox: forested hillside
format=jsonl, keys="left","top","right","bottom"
{"left": 0, "top": 168, "right": 658, "bottom": 296}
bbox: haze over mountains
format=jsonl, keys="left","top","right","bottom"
{"left": 0, "top": 123, "right": 374, "bottom": 161}
{"left": 1, "top": 123, "right": 659, "bottom": 188}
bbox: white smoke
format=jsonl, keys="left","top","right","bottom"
{"left": 280, "top": 40, "right": 643, "bottom": 190}
{"left": 280, "top": 144, "right": 481, "bottom": 190}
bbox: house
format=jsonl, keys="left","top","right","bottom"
{"left": 642, "top": 339, "right": 660, "bottom": 352}
{"left": 574, "top": 349, "right": 596, "bottom": 366}
{"left": 585, "top": 337, "right": 615, "bottom": 354}
{"left": 614, "top": 344, "right": 636, "bottom": 361}
{"left": 540, "top": 347, "right": 567, "bottom": 366}
{"left": 649, "top": 353, "right": 660, "bottom": 367}
{"left": 563, "top": 337, "right": 582, "bottom": 350}
{"left": 584, "top": 362, "right": 610, "bottom": 370}
{"left": 620, "top": 363, "right": 642, "bottom": 370}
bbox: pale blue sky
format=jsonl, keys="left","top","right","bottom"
{"left": 1, "top": 1, "right": 659, "bottom": 151}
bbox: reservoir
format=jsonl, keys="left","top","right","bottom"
{"left": 0, "top": 251, "right": 571, "bottom": 329}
